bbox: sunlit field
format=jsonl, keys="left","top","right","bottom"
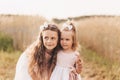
{"left": 0, "top": 51, "right": 21, "bottom": 80}
{"left": 81, "top": 47, "right": 120, "bottom": 80}
{"left": 0, "top": 48, "right": 119, "bottom": 80}
{"left": 75, "top": 16, "right": 120, "bottom": 61}
{"left": 0, "top": 15, "right": 120, "bottom": 80}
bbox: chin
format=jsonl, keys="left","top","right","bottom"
{"left": 47, "top": 47, "right": 54, "bottom": 50}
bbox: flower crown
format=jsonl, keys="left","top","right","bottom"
{"left": 62, "top": 23, "right": 73, "bottom": 30}
{"left": 40, "top": 22, "right": 49, "bottom": 31}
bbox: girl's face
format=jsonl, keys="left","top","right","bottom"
{"left": 60, "top": 31, "right": 73, "bottom": 51}
{"left": 42, "top": 30, "right": 58, "bottom": 51}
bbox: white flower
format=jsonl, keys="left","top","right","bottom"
{"left": 62, "top": 23, "right": 73, "bottom": 30}
{"left": 43, "top": 22, "right": 49, "bottom": 28}
{"left": 68, "top": 25, "right": 72, "bottom": 30}
{"left": 39, "top": 25, "right": 44, "bottom": 31}
{"left": 40, "top": 22, "right": 49, "bottom": 31}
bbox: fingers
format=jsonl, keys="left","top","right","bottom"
{"left": 75, "top": 58, "right": 83, "bottom": 74}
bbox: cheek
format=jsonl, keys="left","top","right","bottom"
{"left": 43, "top": 39, "right": 46, "bottom": 45}
{"left": 54, "top": 38, "right": 58, "bottom": 46}
{"left": 55, "top": 38, "right": 58, "bottom": 44}
{"left": 70, "top": 40, "right": 73, "bottom": 45}
{"left": 60, "top": 40, "right": 63, "bottom": 44}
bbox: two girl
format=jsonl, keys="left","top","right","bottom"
{"left": 14, "top": 22, "right": 82, "bottom": 80}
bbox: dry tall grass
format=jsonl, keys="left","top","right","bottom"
{"left": 81, "top": 47, "right": 120, "bottom": 80}
{"left": 0, "top": 51, "right": 21, "bottom": 80}
{"left": 0, "top": 15, "right": 120, "bottom": 61}
{"left": 0, "top": 15, "right": 120, "bottom": 80}
{"left": 0, "top": 14, "right": 47, "bottom": 51}
{"left": 74, "top": 16, "right": 120, "bottom": 61}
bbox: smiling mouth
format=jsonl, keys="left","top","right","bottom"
{"left": 62, "top": 45, "right": 67, "bottom": 46}
{"left": 47, "top": 45, "right": 53, "bottom": 46}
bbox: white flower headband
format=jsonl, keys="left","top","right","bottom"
{"left": 62, "top": 23, "right": 73, "bottom": 30}
{"left": 40, "top": 22, "right": 49, "bottom": 31}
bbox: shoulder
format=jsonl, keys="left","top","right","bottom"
{"left": 57, "top": 50, "right": 63, "bottom": 54}
{"left": 15, "top": 52, "right": 31, "bottom": 79}
{"left": 74, "top": 51, "right": 80, "bottom": 56}
{"left": 16, "top": 51, "right": 29, "bottom": 68}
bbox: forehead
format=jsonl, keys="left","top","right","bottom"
{"left": 42, "top": 30, "right": 58, "bottom": 37}
{"left": 61, "top": 31, "right": 73, "bottom": 38}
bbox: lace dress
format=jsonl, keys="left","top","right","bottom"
{"left": 50, "top": 50, "right": 81, "bottom": 80}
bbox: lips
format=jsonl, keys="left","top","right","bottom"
{"left": 47, "top": 44, "right": 53, "bottom": 46}
{"left": 62, "top": 45, "right": 68, "bottom": 47}
{"left": 47, "top": 45, "right": 52, "bottom": 46}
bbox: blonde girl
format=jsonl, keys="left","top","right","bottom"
{"left": 50, "top": 21, "right": 82, "bottom": 80}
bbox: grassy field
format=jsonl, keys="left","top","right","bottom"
{"left": 0, "top": 15, "right": 47, "bottom": 51}
{"left": 0, "top": 51, "right": 21, "bottom": 80}
{"left": 0, "top": 14, "right": 120, "bottom": 80}
{"left": 75, "top": 16, "right": 120, "bottom": 61}
{"left": 81, "top": 47, "right": 120, "bottom": 80}
{"left": 0, "top": 48, "right": 120, "bottom": 80}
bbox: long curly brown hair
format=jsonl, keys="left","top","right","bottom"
{"left": 28, "top": 24, "right": 61, "bottom": 80}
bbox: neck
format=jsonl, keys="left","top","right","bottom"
{"left": 63, "top": 49, "right": 73, "bottom": 53}
{"left": 45, "top": 49, "right": 53, "bottom": 55}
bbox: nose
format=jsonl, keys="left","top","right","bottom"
{"left": 47, "top": 38, "right": 52, "bottom": 42}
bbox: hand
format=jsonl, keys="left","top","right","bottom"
{"left": 75, "top": 56, "right": 82, "bottom": 74}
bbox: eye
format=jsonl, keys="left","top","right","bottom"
{"left": 61, "top": 38, "right": 63, "bottom": 40}
{"left": 44, "top": 36, "right": 49, "bottom": 40}
{"left": 66, "top": 39, "right": 69, "bottom": 41}
{"left": 51, "top": 37, "right": 56, "bottom": 40}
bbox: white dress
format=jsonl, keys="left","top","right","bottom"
{"left": 14, "top": 51, "right": 32, "bottom": 80}
{"left": 14, "top": 41, "right": 37, "bottom": 80}
{"left": 50, "top": 50, "right": 81, "bottom": 80}
{"left": 14, "top": 42, "right": 53, "bottom": 80}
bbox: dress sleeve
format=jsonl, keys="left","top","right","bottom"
{"left": 14, "top": 52, "right": 32, "bottom": 80}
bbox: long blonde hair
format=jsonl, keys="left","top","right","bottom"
{"left": 61, "top": 21, "right": 78, "bottom": 51}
